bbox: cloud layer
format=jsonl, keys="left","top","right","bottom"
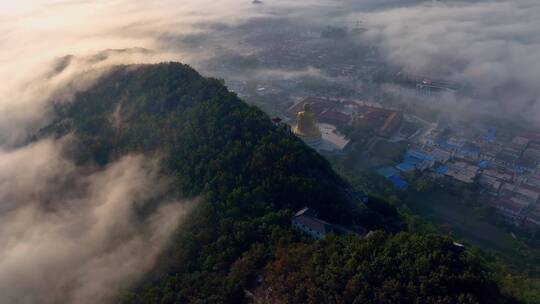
{"left": 359, "top": 0, "right": 540, "bottom": 121}
{"left": 0, "top": 139, "right": 193, "bottom": 304}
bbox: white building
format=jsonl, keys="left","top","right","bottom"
{"left": 291, "top": 208, "right": 334, "bottom": 240}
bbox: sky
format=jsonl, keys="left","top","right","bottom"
{"left": 0, "top": 0, "right": 539, "bottom": 303}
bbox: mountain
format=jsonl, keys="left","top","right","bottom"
{"left": 41, "top": 62, "right": 511, "bottom": 303}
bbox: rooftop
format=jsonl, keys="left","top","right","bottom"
{"left": 405, "top": 150, "right": 434, "bottom": 164}
{"left": 377, "top": 167, "right": 399, "bottom": 178}
{"left": 388, "top": 175, "right": 409, "bottom": 190}
{"left": 511, "top": 136, "right": 530, "bottom": 146}
{"left": 295, "top": 207, "right": 318, "bottom": 217}
{"left": 318, "top": 109, "right": 351, "bottom": 125}
{"left": 436, "top": 166, "right": 449, "bottom": 174}
{"left": 396, "top": 162, "right": 416, "bottom": 172}
{"left": 318, "top": 123, "right": 350, "bottom": 152}
{"left": 444, "top": 161, "right": 479, "bottom": 184}
{"left": 293, "top": 214, "right": 333, "bottom": 235}
{"left": 496, "top": 198, "right": 526, "bottom": 214}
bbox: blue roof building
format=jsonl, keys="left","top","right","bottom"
{"left": 406, "top": 150, "right": 433, "bottom": 161}
{"left": 483, "top": 127, "right": 497, "bottom": 142}
{"left": 377, "top": 167, "right": 399, "bottom": 178}
{"left": 435, "top": 138, "right": 462, "bottom": 151}
{"left": 396, "top": 162, "right": 416, "bottom": 172}
{"left": 457, "top": 142, "right": 481, "bottom": 159}
{"left": 403, "top": 150, "right": 435, "bottom": 171}
{"left": 478, "top": 160, "right": 490, "bottom": 169}
{"left": 436, "top": 166, "right": 449, "bottom": 174}
{"left": 389, "top": 175, "right": 409, "bottom": 190}
{"left": 376, "top": 167, "right": 409, "bottom": 190}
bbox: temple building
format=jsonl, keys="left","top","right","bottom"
{"left": 293, "top": 103, "right": 322, "bottom": 147}
{"left": 292, "top": 102, "right": 351, "bottom": 153}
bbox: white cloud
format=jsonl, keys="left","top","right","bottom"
{"left": 0, "top": 139, "right": 194, "bottom": 304}
{"left": 359, "top": 0, "right": 540, "bottom": 121}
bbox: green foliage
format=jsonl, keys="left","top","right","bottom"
{"left": 43, "top": 63, "right": 357, "bottom": 302}
{"left": 264, "top": 233, "right": 510, "bottom": 304}
{"left": 501, "top": 275, "right": 540, "bottom": 304}
{"left": 42, "top": 62, "right": 516, "bottom": 303}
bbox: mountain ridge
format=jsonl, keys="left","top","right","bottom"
{"left": 40, "top": 62, "right": 510, "bottom": 303}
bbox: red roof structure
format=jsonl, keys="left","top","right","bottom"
{"left": 318, "top": 110, "right": 351, "bottom": 125}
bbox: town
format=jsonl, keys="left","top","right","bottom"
{"left": 282, "top": 94, "right": 540, "bottom": 233}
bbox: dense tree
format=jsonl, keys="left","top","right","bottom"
{"left": 264, "top": 233, "right": 507, "bottom": 304}
{"left": 40, "top": 62, "right": 513, "bottom": 303}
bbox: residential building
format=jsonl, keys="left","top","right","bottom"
{"left": 510, "top": 136, "right": 530, "bottom": 154}
{"left": 524, "top": 209, "right": 540, "bottom": 229}
{"left": 500, "top": 183, "right": 540, "bottom": 205}
{"left": 444, "top": 161, "right": 479, "bottom": 184}
{"left": 482, "top": 169, "right": 514, "bottom": 183}
{"left": 479, "top": 174, "right": 502, "bottom": 196}
{"left": 493, "top": 198, "right": 526, "bottom": 222}
{"left": 428, "top": 148, "right": 452, "bottom": 164}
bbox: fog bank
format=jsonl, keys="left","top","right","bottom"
{"left": 0, "top": 140, "right": 193, "bottom": 304}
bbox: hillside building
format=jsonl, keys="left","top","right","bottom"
{"left": 291, "top": 207, "right": 366, "bottom": 239}
{"left": 291, "top": 208, "right": 335, "bottom": 240}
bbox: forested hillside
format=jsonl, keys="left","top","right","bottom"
{"left": 40, "top": 63, "right": 513, "bottom": 303}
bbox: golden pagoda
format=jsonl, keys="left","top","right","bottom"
{"left": 293, "top": 103, "right": 322, "bottom": 146}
